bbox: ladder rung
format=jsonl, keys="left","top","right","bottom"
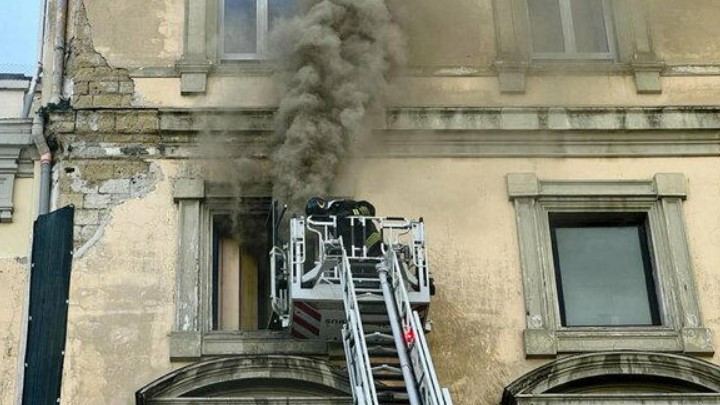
{"left": 368, "top": 345, "right": 397, "bottom": 355}
{"left": 356, "top": 292, "right": 383, "bottom": 301}
{"left": 364, "top": 332, "right": 394, "bottom": 344}
{"left": 372, "top": 364, "right": 402, "bottom": 376}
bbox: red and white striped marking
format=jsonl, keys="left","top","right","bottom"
{"left": 291, "top": 301, "right": 322, "bottom": 339}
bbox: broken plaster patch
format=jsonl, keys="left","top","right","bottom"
{"left": 68, "top": 162, "right": 164, "bottom": 258}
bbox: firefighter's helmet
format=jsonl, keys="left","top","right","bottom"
{"left": 305, "top": 197, "right": 327, "bottom": 216}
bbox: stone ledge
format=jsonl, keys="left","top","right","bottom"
{"left": 386, "top": 107, "right": 720, "bottom": 131}
{"left": 158, "top": 106, "right": 720, "bottom": 132}
{"left": 169, "top": 330, "right": 329, "bottom": 361}
{"left": 201, "top": 331, "right": 328, "bottom": 357}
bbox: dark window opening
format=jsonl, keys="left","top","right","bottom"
{"left": 211, "top": 214, "right": 270, "bottom": 331}
{"left": 547, "top": 374, "right": 715, "bottom": 394}
{"left": 549, "top": 212, "right": 661, "bottom": 327}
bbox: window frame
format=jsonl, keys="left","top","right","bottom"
{"left": 527, "top": 0, "right": 617, "bottom": 61}
{"left": 170, "top": 180, "right": 328, "bottom": 360}
{"left": 219, "top": 0, "right": 271, "bottom": 61}
{"left": 507, "top": 173, "right": 713, "bottom": 357}
{"left": 492, "top": 0, "right": 664, "bottom": 93}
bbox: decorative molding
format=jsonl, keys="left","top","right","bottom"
{"left": 503, "top": 352, "right": 720, "bottom": 405}
{"left": 127, "top": 63, "right": 720, "bottom": 79}
{"left": 176, "top": 0, "right": 216, "bottom": 94}
{"left": 137, "top": 356, "right": 351, "bottom": 404}
{"left": 158, "top": 106, "right": 720, "bottom": 132}
{"left": 0, "top": 119, "right": 34, "bottom": 222}
{"left": 173, "top": 179, "right": 205, "bottom": 334}
{"left": 507, "top": 173, "right": 713, "bottom": 357}
{"left": 57, "top": 108, "right": 720, "bottom": 161}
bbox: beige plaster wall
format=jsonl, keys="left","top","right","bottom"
{"left": 134, "top": 74, "right": 720, "bottom": 108}
{"left": 0, "top": 258, "right": 27, "bottom": 405}
{"left": 332, "top": 156, "right": 720, "bottom": 405}
{"left": 392, "top": 0, "right": 496, "bottom": 69}
{"left": 59, "top": 160, "right": 179, "bottom": 405}
{"left": 0, "top": 167, "right": 36, "bottom": 405}
{"left": 48, "top": 154, "right": 720, "bottom": 405}
{"left": 648, "top": 0, "right": 720, "bottom": 65}
{"left": 83, "top": 0, "right": 183, "bottom": 68}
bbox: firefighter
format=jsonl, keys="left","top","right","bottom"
{"left": 305, "top": 197, "right": 383, "bottom": 256}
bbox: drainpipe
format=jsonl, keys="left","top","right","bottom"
{"left": 49, "top": 0, "right": 69, "bottom": 105}
{"left": 33, "top": 116, "right": 52, "bottom": 215}
{"left": 22, "top": 0, "right": 49, "bottom": 118}
{"left": 35, "top": 0, "right": 68, "bottom": 215}
{"left": 25, "top": 0, "right": 53, "bottom": 215}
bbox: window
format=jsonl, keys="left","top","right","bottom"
{"left": 527, "top": 0, "right": 615, "bottom": 60}
{"left": 492, "top": 0, "right": 663, "bottom": 93}
{"left": 507, "top": 173, "right": 713, "bottom": 357}
{"left": 177, "top": 1, "right": 308, "bottom": 93}
{"left": 220, "top": 0, "right": 298, "bottom": 60}
{"left": 171, "top": 182, "right": 328, "bottom": 359}
{"left": 549, "top": 213, "right": 660, "bottom": 327}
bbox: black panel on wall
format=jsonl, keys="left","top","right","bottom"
{"left": 22, "top": 206, "right": 75, "bottom": 405}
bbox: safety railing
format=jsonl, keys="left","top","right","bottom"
{"left": 294, "top": 216, "right": 428, "bottom": 288}
{"left": 269, "top": 246, "right": 289, "bottom": 326}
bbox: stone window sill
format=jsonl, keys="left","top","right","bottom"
{"left": 169, "top": 330, "right": 328, "bottom": 361}
{"left": 525, "top": 327, "right": 714, "bottom": 356}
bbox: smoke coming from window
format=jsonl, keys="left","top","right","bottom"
{"left": 270, "top": 0, "right": 405, "bottom": 210}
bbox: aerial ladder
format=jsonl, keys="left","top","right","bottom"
{"left": 269, "top": 202, "right": 453, "bottom": 405}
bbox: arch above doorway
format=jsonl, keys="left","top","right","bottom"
{"left": 136, "top": 355, "right": 352, "bottom": 404}
{"left": 503, "top": 351, "right": 720, "bottom": 404}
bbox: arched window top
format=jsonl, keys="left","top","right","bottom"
{"left": 137, "top": 355, "right": 352, "bottom": 404}
{"left": 503, "top": 352, "right": 720, "bottom": 405}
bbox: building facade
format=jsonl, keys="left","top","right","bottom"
{"left": 4, "top": 0, "right": 720, "bottom": 404}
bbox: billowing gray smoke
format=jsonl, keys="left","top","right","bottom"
{"left": 271, "top": 0, "right": 405, "bottom": 210}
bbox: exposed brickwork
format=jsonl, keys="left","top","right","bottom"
{"left": 66, "top": 3, "right": 134, "bottom": 109}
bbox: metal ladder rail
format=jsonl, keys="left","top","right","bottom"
{"left": 387, "top": 251, "right": 453, "bottom": 405}
{"left": 339, "top": 248, "right": 380, "bottom": 405}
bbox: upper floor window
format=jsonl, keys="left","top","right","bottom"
{"left": 527, "top": 0, "right": 615, "bottom": 60}
{"left": 507, "top": 173, "right": 714, "bottom": 357}
{"left": 220, "top": 0, "right": 296, "bottom": 60}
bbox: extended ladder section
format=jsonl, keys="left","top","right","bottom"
{"left": 270, "top": 212, "right": 453, "bottom": 405}
{"left": 342, "top": 248, "right": 453, "bottom": 405}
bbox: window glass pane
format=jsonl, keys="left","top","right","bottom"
{"left": 224, "top": 0, "right": 258, "bottom": 54}
{"left": 528, "top": 0, "right": 565, "bottom": 53}
{"left": 552, "top": 224, "right": 659, "bottom": 327}
{"left": 570, "top": 0, "right": 609, "bottom": 53}
{"left": 269, "top": 0, "right": 296, "bottom": 32}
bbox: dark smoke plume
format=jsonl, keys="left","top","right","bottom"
{"left": 271, "top": 0, "right": 405, "bottom": 210}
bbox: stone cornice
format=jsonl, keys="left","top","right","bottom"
{"left": 150, "top": 107, "right": 720, "bottom": 158}
{"left": 385, "top": 107, "right": 720, "bottom": 131}
{"left": 158, "top": 106, "right": 720, "bottom": 132}
{"left": 59, "top": 108, "right": 720, "bottom": 160}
